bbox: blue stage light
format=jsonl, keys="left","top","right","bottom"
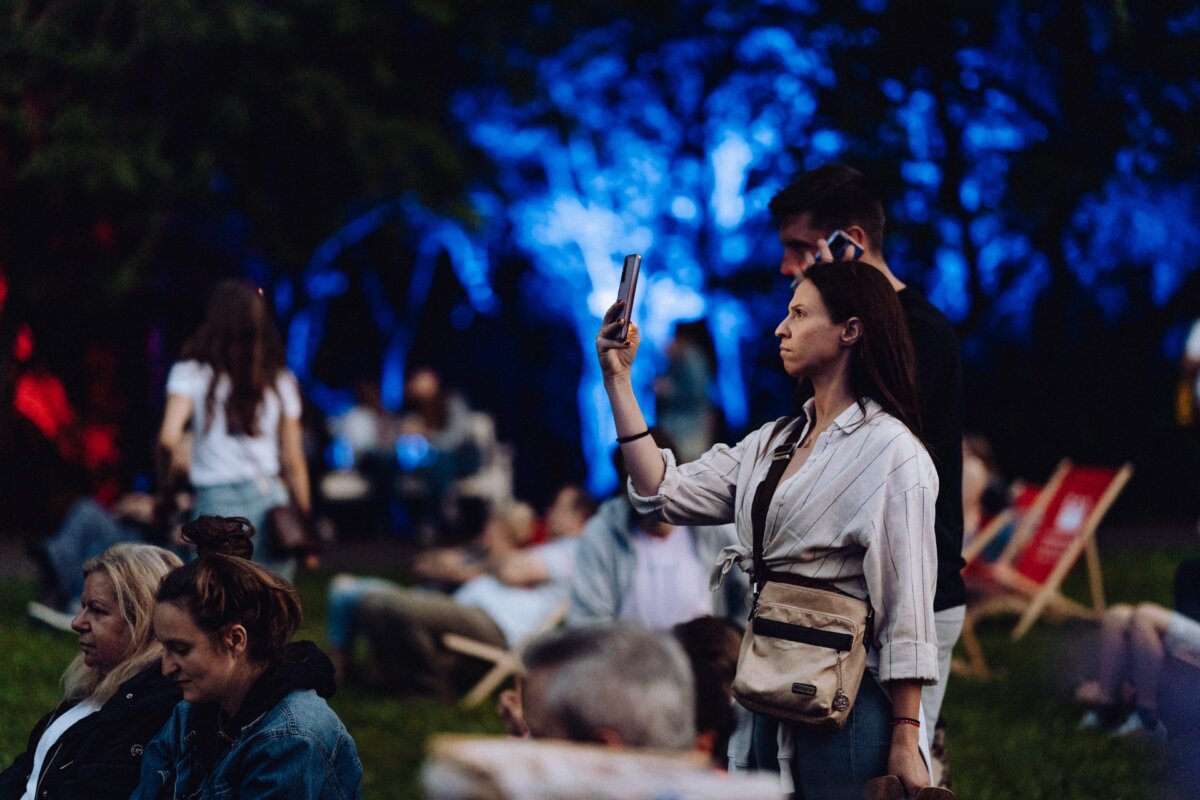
{"left": 396, "top": 434, "right": 431, "bottom": 471}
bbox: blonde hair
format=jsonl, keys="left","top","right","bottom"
{"left": 62, "top": 543, "right": 183, "bottom": 704}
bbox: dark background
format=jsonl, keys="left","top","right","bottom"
{"left": 2, "top": 0, "right": 1199, "bottom": 533}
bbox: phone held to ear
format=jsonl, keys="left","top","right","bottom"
{"left": 611, "top": 254, "right": 641, "bottom": 341}
{"left": 825, "top": 230, "right": 864, "bottom": 261}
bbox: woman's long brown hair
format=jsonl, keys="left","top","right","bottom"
{"left": 180, "top": 279, "right": 287, "bottom": 437}
{"left": 796, "top": 260, "right": 924, "bottom": 443}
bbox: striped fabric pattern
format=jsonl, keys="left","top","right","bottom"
{"left": 631, "top": 398, "right": 940, "bottom": 684}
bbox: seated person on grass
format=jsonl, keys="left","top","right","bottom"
{"left": 496, "top": 620, "right": 739, "bottom": 767}
{"left": 1077, "top": 560, "right": 1200, "bottom": 739}
{"left": 0, "top": 544, "right": 183, "bottom": 800}
{"left": 355, "top": 505, "right": 583, "bottom": 698}
{"left": 325, "top": 499, "right": 537, "bottom": 681}
{"left": 412, "top": 500, "right": 538, "bottom": 592}
{"left": 960, "top": 432, "right": 1009, "bottom": 550}
{"left": 27, "top": 487, "right": 192, "bottom": 629}
{"left": 508, "top": 624, "right": 697, "bottom": 750}
{"left": 568, "top": 429, "right": 749, "bottom": 629}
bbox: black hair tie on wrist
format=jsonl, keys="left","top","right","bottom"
{"left": 616, "top": 429, "right": 652, "bottom": 444}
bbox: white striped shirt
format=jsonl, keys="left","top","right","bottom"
{"left": 630, "top": 397, "right": 940, "bottom": 684}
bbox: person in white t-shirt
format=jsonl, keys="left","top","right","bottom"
{"left": 155, "top": 279, "right": 312, "bottom": 578}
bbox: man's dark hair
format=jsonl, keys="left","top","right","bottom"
{"left": 672, "top": 616, "right": 742, "bottom": 767}
{"left": 768, "top": 163, "right": 886, "bottom": 251}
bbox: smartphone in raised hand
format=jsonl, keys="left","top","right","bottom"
{"left": 610, "top": 254, "right": 641, "bottom": 341}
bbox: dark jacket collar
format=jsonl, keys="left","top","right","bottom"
{"left": 94, "top": 660, "right": 181, "bottom": 723}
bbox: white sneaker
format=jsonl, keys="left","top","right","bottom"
{"left": 27, "top": 601, "right": 75, "bottom": 633}
{"left": 1112, "top": 712, "right": 1168, "bottom": 742}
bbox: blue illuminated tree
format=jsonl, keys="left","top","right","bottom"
{"left": 6, "top": 0, "right": 1199, "bottom": 512}
{"left": 794, "top": 0, "right": 1200, "bottom": 473}
{"left": 446, "top": 0, "right": 1200, "bottom": 490}
{"left": 453, "top": 4, "right": 865, "bottom": 491}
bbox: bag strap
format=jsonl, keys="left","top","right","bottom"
{"left": 747, "top": 417, "right": 876, "bottom": 648}
{"left": 750, "top": 417, "right": 806, "bottom": 597}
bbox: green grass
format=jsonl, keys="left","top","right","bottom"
{"left": 0, "top": 550, "right": 1189, "bottom": 799}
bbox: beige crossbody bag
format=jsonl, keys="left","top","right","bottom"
{"left": 731, "top": 420, "right": 874, "bottom": 730}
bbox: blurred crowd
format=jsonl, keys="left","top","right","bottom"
{"left": 10, "top": 163, "right": 1200, "bottom": 800}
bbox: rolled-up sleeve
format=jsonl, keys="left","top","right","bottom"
{"left": 629, "top": 427, "right": 770, "bottom": 527}
{"left": 866, "top": 481, "right": 940, "bottom": 685}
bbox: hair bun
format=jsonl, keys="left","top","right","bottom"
{"left": 181, "top": 515, "right": 256, "bottom": 559}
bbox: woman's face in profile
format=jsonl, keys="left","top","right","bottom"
{"left": 72, "top": 571, "right": 133, "bottom": 675}
{"left": 774, "top": 280, "right": 846, "bottom": 380}
{"left": 155, "top": 602, "right": 240, "bottom": 707}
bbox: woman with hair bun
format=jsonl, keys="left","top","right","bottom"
{"left": 0, "top": 543, "right": 183, "bottom": 800}
{"left": 132, "top": 516, "right": 361, "bottom": 800}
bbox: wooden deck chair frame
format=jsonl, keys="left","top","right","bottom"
{"left": 961, "top": 508, "right": 1015, "bottom": 569}
{"left": 442, "top": 600, "right": 568, "bottom": 708}
{"left": 960, "top": 471, "right": 1061, "bottom": 571}
{"left": 955, "top": 460, "right": 1132, "bottom": 678}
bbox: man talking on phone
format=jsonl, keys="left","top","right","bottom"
{"left": 770, "top": 163, "right": 965, "bottom": 783}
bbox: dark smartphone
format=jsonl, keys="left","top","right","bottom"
{"left": 826, "top": 230, "right": 864, "bottom": 261}
{"left": 612, "top": 254, "right": 641, "bottom": 340}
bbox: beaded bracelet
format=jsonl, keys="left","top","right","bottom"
{"left": 616, "top": 429, "right": 652, "bottom": 444}
{"left": 890, "top": 717, "right": 921, "bottom": 729}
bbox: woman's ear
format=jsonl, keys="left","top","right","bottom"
{"left": 841, "top": 318, "right": 864, "bottom": 347}
{"left": 223, "top": 624, "right": 250, "bottom": 656}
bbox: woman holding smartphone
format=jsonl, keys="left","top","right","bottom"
{"left": 596, "top": 254, "right": 938, "bottom": 799}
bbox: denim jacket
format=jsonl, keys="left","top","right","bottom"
{"left": 130, "top": 643, "right": 362, "bottom": 800}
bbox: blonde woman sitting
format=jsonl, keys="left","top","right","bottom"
{"left": 0, "top": 543, "right": 183, "bottom": 800}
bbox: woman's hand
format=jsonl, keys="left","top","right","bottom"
{"left": 595, "top": 300, "right": 662, "bottom": 493}
{"left": 595, "top": 300, "right": 640, "bottom": 383}
{"left": 888, "top": 735, "right": 931, "bottom": 797}
{"left": 886, "top": 681, "right": 931, "bottom": 797}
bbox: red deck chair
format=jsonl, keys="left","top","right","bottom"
{"left": 954, "top": 460, "right": 1132, "bottom": 678}
{"left": 961, "top": 478, "right": 1049, "bottom": 581}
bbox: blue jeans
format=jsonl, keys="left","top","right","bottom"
{"left": 326, "top": 575, "right": 402, "bottom": 650}
{"left": 193, "top": 478, "right": 292, "bottom": 580}
{"left": 751, "top": 676, "right": 892, "bottom": 800}
{"left": 42, "top": 499, "right": 143, "bottom": 605}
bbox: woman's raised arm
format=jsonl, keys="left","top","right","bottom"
{"left": 596, "top": 302, "right": 665, "bottom": 496}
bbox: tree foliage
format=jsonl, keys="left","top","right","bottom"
{"left": 2, "top": 0, "right": 1199, "bottom": 516}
